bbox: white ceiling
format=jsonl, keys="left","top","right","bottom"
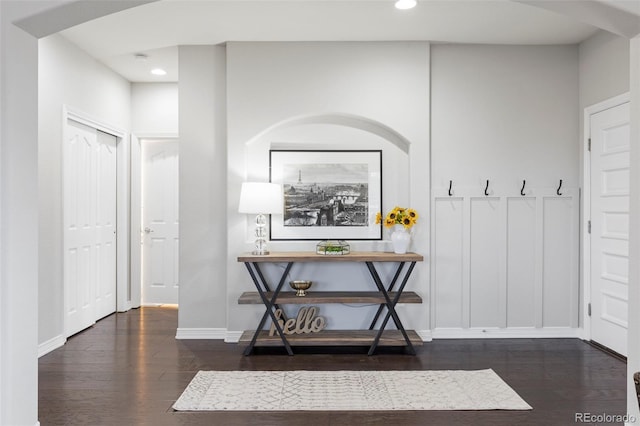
{"left": 57, "top": 0, "right": 634, "bottom": 83}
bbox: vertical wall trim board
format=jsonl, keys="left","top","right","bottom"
{"left": 535, "top": 195, "right": 545, "bottom": 329}
{"left": 499, "top": 196, "right": 508, "bottom": 329}
{"left": 462, "top": 196, "right": 471, "bottom": 329}
{"left": 431, "top": 185, "right": 579, "bottom": 333}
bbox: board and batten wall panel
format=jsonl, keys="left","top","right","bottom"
{"left": 432, "top": 190, "right": 579, "bottom": 336}
{"left": 431, "top": 44, "right": 579, "bottom": 337}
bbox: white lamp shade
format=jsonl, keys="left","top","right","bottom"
{"left": 238, "top": 182, "right": 283, "bottom": 214}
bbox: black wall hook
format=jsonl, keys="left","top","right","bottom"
{"left": 520, "top": 180, "right": 526, "bottom": 196}
{"left": 484, "top": 180, "right": 489, "bottom": 196}
{"left": 557, "top": 179, "right": 563, "bottom": 196}
{"left": 448, "top": 180, "right": 453, "bottom": 196}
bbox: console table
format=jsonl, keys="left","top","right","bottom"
{"left": 237, "top": 251, "right": 424, "bottom": 356}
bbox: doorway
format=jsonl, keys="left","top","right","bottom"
{"left": 140, "top": 138, "right": 180, "bottom": 305}
{"left": 585, "top": 94, "right": 630, "bottom": 357}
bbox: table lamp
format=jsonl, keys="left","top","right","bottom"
{"left": 238, "top": 182, "right": 283, "bottom": 255}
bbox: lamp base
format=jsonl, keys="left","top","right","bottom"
{"left": 252, "top": 213, "right": 270, "bottom": 255}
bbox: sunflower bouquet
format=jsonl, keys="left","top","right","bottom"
{"left": 375, "top": 206, "right": 419, "bottom": 230}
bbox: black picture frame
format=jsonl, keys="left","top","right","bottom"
{"left": 269, "top": 149, "right": 383, "bottom": 240}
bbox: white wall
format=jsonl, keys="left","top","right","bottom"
{"left": 578, "top": 31, "right": 630, "bottom": 250}
{"left": 430, "top": 44, "right": 581, "bottom": 336}
{"left": 130, "top": 82, "right": 179, "bottom": 309}
{"left": 627, "top": 34, "right": 640, "bottom": 425}
{"left": 177, "top": 46, "right": 228, "bottom": 334}
{"left": 1, "top": 3, "right": 40, "bottom": 424}
{"left": 131, "top": 83, "right": 178, "bottom": 135}
{"left": 432, "top": 44, "right": 579, "bottom": 191}
{"left": 579, "top": 30, "right": 631, "bottom": 110}
{"left": 180, "top": 41, "right": 586, "bottom": 340}
{"left": 226, "top": 42, "right": 430, "bottom": 335}
{"left": 38, "top": 33, "right": 131, "bottom": 347}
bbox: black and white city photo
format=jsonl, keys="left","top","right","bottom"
{"left": 282, "top": 163, "right": 368, "bottom": 227}
{"left": 270, "top": 150, "right": 382, "bottom": 240}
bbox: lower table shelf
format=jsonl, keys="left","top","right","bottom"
{"left": 238, "top": 329, "right": 424, "bottom": 347}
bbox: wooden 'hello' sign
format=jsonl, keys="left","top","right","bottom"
{"left": 269, "top": 306, "right": 326, "bottom": 336}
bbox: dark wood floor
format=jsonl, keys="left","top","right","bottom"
{"left": 39, "top": 307, "right": 627, "bottom": 426}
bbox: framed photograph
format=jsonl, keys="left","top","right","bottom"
{"left": 269, "top": 149, "right": 382, "bottom": 240}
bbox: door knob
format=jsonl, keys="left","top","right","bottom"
{"left": 144, "top": 227, "right": 154, "bottom": 234}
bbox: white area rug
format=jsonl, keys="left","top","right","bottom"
{"left": 173, "top": 369, "right": 532, "bottom": 411}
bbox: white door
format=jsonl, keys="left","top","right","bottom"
{"left": 141, "top": 139, "right": 179, "bottom": 305}
{"left": 590, "top": 101, "right": 630, "bottom": 356}
{"left": 64, "top": 120, "right": 117, "bottom": 337}
{"left": 94, "top": 131, "right": 118, "bottom": 319}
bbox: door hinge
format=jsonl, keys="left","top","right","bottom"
{"left": 588, "top": 138, "right": 591, "bottom": 152}
{"left": 588, "top": 303, "right": 591, "bottom": 317}
{"left": 588, "top": 220, "right": 591, "bottom": 234}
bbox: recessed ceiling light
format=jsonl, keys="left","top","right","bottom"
{"left": 395, "top": 0, "right": 416, "bottom": 10}
{"left": 150, "top": 68, "right": 167, "bottom": 76}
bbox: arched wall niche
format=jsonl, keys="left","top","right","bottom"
{"left": 245, "top": 112, "right": 411, "bottom": 152}
{"left": 230, "top": 112, "right": 416, "bottom": 331}
{"left": 241, "top": 112, "right": 412, "bottom": 252}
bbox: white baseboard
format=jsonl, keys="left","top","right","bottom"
{"left": 430, "top": 327, "right": 582, "bottom": 339}
{"left": 142, "top": 303, "right": 178, "bottom": 308}
{"left": 172, "top": 326, "right": 584, "bottom": 341}
{"left": 38, "top": 334, "right": 66, "bottom": 358}
{"left": 225, "top": 331, "right": 242, "bottom": 343}
{"left": 219, "top": 328, "right": 581, "bottom": 344}
{"left": 175, "top": 327, "right": 227, "bottom": 340}
{"left": 417, "top": 330, "right": 433, "bottom": 342}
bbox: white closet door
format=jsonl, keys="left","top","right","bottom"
{"left": 94, "top": 131, "right": 117, "bottom": 320}
{"left": 141, "top": 139, "right": 179, "bottom": 305}
{"left": 64, "top": 120, "right": 117, "bottom": 337}
{"left": 590, "top": 101, "right": 630, "bottom": 356}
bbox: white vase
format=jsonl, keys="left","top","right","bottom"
{"left": 391, "top": 226, "right": 411, "bottom": 254}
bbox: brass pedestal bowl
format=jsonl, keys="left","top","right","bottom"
{"left": 289, "top": 280, "right": 312, "bottom": 297}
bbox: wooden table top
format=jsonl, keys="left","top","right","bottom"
{"left": 237, "top": 251, "right": 423, "bottom": 263}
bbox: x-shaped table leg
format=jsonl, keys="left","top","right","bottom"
{"left": 243, "top": 262, "right": 294, "bottom": 356}
{"left": 368, "top": 262, "right": 405, "bottom": 330}
{"left": 366, "top": 261, "right": 417, "bottom": 355}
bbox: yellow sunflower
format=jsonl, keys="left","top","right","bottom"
{"left": 379, "top": 206, "right": 420, "bottom": 230}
